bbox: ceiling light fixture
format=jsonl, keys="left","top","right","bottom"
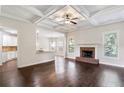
{"left": 49, "top": 6, "right": 85, "bottom": 25}
{"left": 55, "top": 18, "right": 63, "bottom": 22}
{"left": 65, "top": 20, "right": 71, "bottom": 24}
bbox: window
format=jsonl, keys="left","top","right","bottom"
{"left": 57, "top": 39, "right": 64, "bottom": 51}
{"left": 49, "top": 39, "right": 56, "bottom": 51}
{"left": 68, "top": 38, "right": 75, "bottom": 53}
{"left": 104, "top": 32, "right": 118, "bottom": 57}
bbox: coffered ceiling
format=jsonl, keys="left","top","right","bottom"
{"left": 0, "top": 5, "right": 124, "bottom": 33}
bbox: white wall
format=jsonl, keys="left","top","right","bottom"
{"left": 0, "top": 31, "right": 2, "bottom": 65}
{"left": 37, "top": 34, "right": 49, "bottom": 51}
{"left": 67, "top": 22, "right": 124, "bottom": 67}
{"left": 0, "top": 16, "right": 55, "bottom": 68}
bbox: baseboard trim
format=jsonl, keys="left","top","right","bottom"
{"left": 3, "top": 58, "right": 17, "bottom": 64}
{"left": 18, "top": 60, "right": 55, "bottom": 69}
{"left": 100, "top": 62, "right": 124, "bottom": 68}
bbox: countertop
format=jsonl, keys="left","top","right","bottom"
{"left": 36, "top": 50, "right": 55, "bottom": 54}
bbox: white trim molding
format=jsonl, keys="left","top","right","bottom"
{"left": 100, "top": 61, "right": 124, "bottom": 68}
{"left": 18, "top": 59, "right": 55, "bottom": 68}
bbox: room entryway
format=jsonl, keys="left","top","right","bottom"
{"left": 0, "top": 26, "right": 17, "bottom": 66}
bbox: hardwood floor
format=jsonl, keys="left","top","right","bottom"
{"left": 1, "top": 57, "right": 124, "bottom": 87}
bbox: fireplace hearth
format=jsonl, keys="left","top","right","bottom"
{"left": 76, "top": 47, "right": 99, "bottom": 64}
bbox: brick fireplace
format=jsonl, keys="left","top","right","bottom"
{"left": 80, "top": 47, "right": 95, "bottom": 58}
{"left": 76, "top": 47, "right": 99, "bottom": 64}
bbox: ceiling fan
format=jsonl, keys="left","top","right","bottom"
{"left": 62, "top": 13, "right": 78, "bottom": 24}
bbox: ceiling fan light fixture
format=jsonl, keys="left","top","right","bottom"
{"left": 49, "top": 5, "right": 85, "bottom": 25}
{"left": 65, "top": 20, "right": 71, "bottom": 24}
{"left": 55, "top": 17, "right": 63, "bottom": 22}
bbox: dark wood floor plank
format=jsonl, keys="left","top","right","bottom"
{"left": 1, "top": 57, "right": 124, "bottom": 87}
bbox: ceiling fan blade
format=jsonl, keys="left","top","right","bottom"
{"left": 71, "top": 17, "right": 78, "bottom": 20}
{"left": 70, "top": 21, "right": 77, "bottom": 24}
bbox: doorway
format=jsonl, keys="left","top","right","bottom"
{"left": 0, "top": 26, "right": 17, "bottom": 65}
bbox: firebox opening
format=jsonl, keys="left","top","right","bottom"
{"left": 82, "top": 51, "right": 93, "bottom": 58}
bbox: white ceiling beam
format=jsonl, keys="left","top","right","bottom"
{"left": 87, "top": 6, "right": 124, "bottom": 26}
{"left": 0, "top": 6, "right": 33, "bottom": 23}
{"left": 70, "top": 5, "right": 98, "bottom": 26}
{"left": 71, "top": 5, "right": 90, "bottom": 19}
{"left": 91, "top": 6, "right": 124, "bottom": 18}
{"left": 1, "top": 13, "right": 30, "bottom": 23}
{"left": 47, "top": 18, "right": 65, "bottom": 26}
{"left": 34, "top": 6, "right": 66, "bottom": 24}
{"left": 87, "top": 18, "right": 99, "bottom": 26}
{"left": 30, "top": 16, "right": 41, "bottom": 23}
{"left": 37, "top": 23, "right": 54, "bottom": 30}
{"left": 0, "top": 28, "right": 17, "bottom": 36}
{"left": 20, "top": 6, "right": 44, "bottom": 17}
